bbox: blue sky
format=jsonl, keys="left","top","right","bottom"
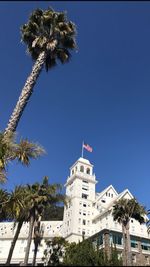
{"left": 0, "top": 1, "right": 150, "bottom": 209}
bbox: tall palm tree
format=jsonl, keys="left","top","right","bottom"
{"left": 5, "top": 186, "right": 29, "bottom": 266}
{"left": 23, "top": 177, "right": 64, "bottom": 266}
{"left": 112, "top": 197, "right": 146, "bottom": 266}
{"left": 4, "top": 7, "right": 76, "bottom": 135}
{"left": 0, "top": 131, "right": 45, "bottom": 182}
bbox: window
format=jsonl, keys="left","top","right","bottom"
{"left": 101, "top": 199, "right": 106, "bottom": 203}
{"left": 86, "top": 168, "right": 90, "bottom": 174}
{"left": 83, "top": 180, "right": 88, "bottom": 184}
{"left": 83, "top": 212, "right": 86, "bottom": 216}
{"left": 72, "top": 169, "right": 74, "bottom": 175}
{"left": 97, "top": 234, "right": 103, "bottom": 246}
{"left": 80, "top": 166, "right": 84, "bottom": 172}
{"left": 82, "top": 230, "right": 85, "bottom": 236}
{"left": 78, "top": 218, "right": 81, "bottom": 224}
{"left": 141, "top": 242, "right": 150, "bottom": 251}
{"left": 82, "top": 185, "right": 89, "bottom": 191}
{"left": 131, "top": 240, "right": 138, "bottom": 248}
{"left": 83, "top": 203, "right": 87, "bottom": 207}
{"left": 112, "top": 234, "right": 122, "bottom": 245}
{"left": 82, "top": 193, "right": 88, "bottom": 199}
{"left": 111, "top": 194, "right": 113, "bottom": 197}
{"left": 83, "top": 219, "right": 86, "bottom": 225}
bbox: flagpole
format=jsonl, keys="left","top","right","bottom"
{"left": 81, "top": 141, "right": 84, "bottom": 158}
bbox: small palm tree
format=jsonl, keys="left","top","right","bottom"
{"left": 23, "top": 177, "right": 64, "bottom": 266}
{"left": 0, "top": 189, "right": 10, "bottom": 221}
{"left": 112, "top": 198, "right": 146, "bottom": 266}
{"left": 5, "top": 186, "right": 29, "bottom": 266}
{"left": 0, "top": 131, "right": 45, "bottom": 182}
{"left": 4, "top": 7, "right": 76, "bottom": 135}
{"left": 43, "top": 236, "right": 68, "bottom": 266}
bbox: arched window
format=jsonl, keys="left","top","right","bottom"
{"left": 86, "top": 168, "right": 90, "bottom": 174}
{"left": 80, "top": 165, "right": 84, "bottom": 172}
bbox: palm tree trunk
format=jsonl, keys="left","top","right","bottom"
{"left": 32, "top": 241, "right": 38, "bottom": 266}
{"left": 122, "top": 224, "right": 127, "bottom": 266}
{"left": 4, "top": 51, "right": 46, "bottom": 135}
{"left": 32, "top": 218, "right": 41, "bottom": 266}
{"left": 24, "top": 211, "right": 35, "bottom": 266}
{"left": 126, "top": 222, "right": 131, "bottom": 266}
{"left": 5, "top": 221, "right": 23, "bottom": 266}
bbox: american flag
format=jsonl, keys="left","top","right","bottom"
{"left": 83, "top": 143, "right": 93, "bottom": 152}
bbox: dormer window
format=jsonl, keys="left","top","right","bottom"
{"left": 86, "top": 168, "right": 90, "bottom": 174}
{"left": 80, "top": 165, "right": 84, "bottom": 172}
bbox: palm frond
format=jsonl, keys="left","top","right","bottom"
{"left": 14, "top": 139, "right": 45, "bottom": 166}
{"left": 21, "top": 7, "right": 77, "bottom": 70}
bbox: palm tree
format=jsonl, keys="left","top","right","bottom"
{"left": 23, "top": 177, "right": 64, "bottom": 266}
{"left": 112, "top": 198, "right": 146, "bottom": 266}
{"left": 0, "top": 189, "right": 10, "bottom": 221}
{"left": 4, "top": 7, "right": 76, "bottom": 135}
{"left": 5, "top": 186, "right": 29, "bottom": 266}
{"left": 147, "top": 209, "right": 150, "bottom": 235}
{"left": 32, "top": 215, "right": 44, "bottom": 266}
{"left": 0, "top": 131, "right": 45, "bottom": 182}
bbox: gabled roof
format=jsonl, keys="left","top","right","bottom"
{"left": 95, "top": 184, "right": 118, "bottom": 203}
{"left": 117, "top": 188, "right": 133, "bottom": 200}
{"left": 93, "top": 188, "right": 135, "bottom": 222}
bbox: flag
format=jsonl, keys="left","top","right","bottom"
{"left": 83, "top": 143, "right": 93, "bottom": 152}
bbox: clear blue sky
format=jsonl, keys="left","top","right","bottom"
{"left": 0, "top": 2, "right": 150, "bottom": 209}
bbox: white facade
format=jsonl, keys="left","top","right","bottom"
{"left": 62, "top": 157, "right": 98, "bottom": 242}
{"left": 0, "top": 157, "right": 149, "bottom": 265}
{"left": 0, "top": 221, "right": 63, "bottom": 265}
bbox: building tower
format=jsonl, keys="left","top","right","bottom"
{"left": 62, "top": 157, "right": 98, "bottom": 243}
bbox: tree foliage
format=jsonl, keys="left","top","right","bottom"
{"left": 0, "top": 131, "right": 45, "bottom": 183}
{"left": 42, "top": 205, "right": 64, "bottom": 221}
{"left": 112, "top": 197, "right": 146, "bottom": 266}
{"left": 43, "top": 237, "right": 68, "bottom": 266}
{"left": 43, "top": 238, "right": 122, "bottom": 266}
{"left": 21, "top": 7, "right": 77, "bottom": 71}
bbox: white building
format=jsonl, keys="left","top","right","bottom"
{"left": 0, "top": 157, "right": 150, "bottom": 265}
